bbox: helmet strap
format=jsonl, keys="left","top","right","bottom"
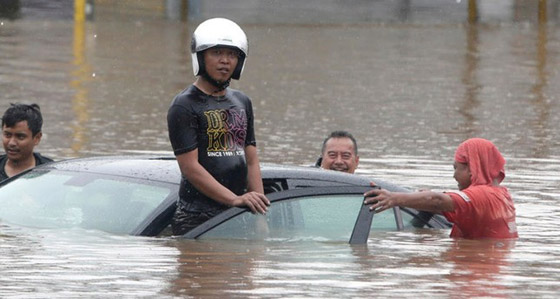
{"left": 200, "top": 69, "right": 231, "bottom": 92}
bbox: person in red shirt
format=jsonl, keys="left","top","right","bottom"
{"left": 364, "top": 138, "right": 518, "bottom": 239}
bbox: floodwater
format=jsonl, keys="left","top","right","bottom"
{"left": 1, "top": 0, "right": 560, "bottom": 297}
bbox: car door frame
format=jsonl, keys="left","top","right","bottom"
{"left": 182, "top": 185, "right": 401, "bottom": 244}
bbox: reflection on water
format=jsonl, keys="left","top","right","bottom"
{"left": 168, "top": 240, "right": 266, "bottom": 297}
{"left": 163, "top": 234, "right": 531, "bottom": 298}
{"left": 1, "top": 0, "right": 560, "bottom": 297}
{"left": 530, "top": 10, "right": 553, "bottom": 158}
{"left": 442, "top": 239, "right": 515, "bottom": 297}
{"left": 456, "top": 21, "right": 480, "bottom": 137}
{"left": 70, "top": 11, "right": 91, "bottom": 155}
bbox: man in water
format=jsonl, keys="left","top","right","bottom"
{"left": 316, "top": 130, "right": 360, "bottom": 174}
{"left": 167, "top": 18, "right": 269, "bottom": 235}
{"left": 1, "top": 103, "right": 53, "bottom": 181}
{"left": 364, "top": 138, "right": 518, "bottom": 239}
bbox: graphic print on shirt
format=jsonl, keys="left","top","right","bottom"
{"left": 204, "top": 108, "right": 247, "bottom": 157}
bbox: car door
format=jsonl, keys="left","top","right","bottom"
{"left": 182, "top": 186, "right": 410, "bottom": 243}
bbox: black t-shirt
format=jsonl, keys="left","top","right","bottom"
{"left": 0, "top": 152, "right": 54, "bottom": 181}
{"left": 167, "top": 85, "right": 257, "bottom": 212}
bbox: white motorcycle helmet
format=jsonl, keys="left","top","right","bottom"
{"left": 191, "top": 18, "right": 248, "bottom": 80}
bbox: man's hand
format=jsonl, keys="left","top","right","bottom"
{"left": 364, "top": 188, "right": 398, "bottom": 213}
{"left": 232, "top": 192, "right": 270, "bottom": 214}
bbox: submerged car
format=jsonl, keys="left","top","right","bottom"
{"left": 0, "top": 156, "right": 450, "bottom": 243}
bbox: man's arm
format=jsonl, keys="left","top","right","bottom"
{"left": 364, "top": 188, "right": 455, "bottom": 214}
{"left": 245, "top": 145, "right": 264, "bottom": 194}
{"left": 176, "top": 149, "right": 269, "bottom": 213}
{"left": 244, "top": 145, "right": 269, "bottom": 236}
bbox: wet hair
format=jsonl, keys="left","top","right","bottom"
{"left": 1, "top": 103, "right": 43, "bottom": 136}
{"left": 321, "top": 130, "right": 358, "bottom": 156}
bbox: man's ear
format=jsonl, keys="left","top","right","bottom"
{"left": 33, "top": 132, "right": 42, "bottom": 146}
{"left": 315, "top": 157, "right": 323, "bottom": 167}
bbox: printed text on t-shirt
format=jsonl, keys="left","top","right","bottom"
{"left": 204, "top": 109, "right": 247, "bottom": 155}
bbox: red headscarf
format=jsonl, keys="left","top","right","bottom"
{"left": 454, "top": 138, "right": 505, "bottom": 186}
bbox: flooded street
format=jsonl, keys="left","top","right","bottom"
{"left": 1, "top": 0, "right": 560, "bottom": 297}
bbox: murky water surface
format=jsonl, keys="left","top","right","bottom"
{"left": 1, "top": 1, "right": 559, "bottom": 297}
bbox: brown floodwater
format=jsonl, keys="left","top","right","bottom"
{"left": 1, "top": 0, "right": 559, "bottom": 297}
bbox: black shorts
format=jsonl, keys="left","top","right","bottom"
{"left": 171, "top": 205, "right": 222, "bottom": 236}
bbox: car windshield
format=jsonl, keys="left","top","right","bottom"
{"left": 199, "top": 194, "right": 408, "bottom": 241}
{"left": 0, "top": 169, "right": 175, "bottom": 234}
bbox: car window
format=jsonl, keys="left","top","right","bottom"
{"left": 400, "top": 209, "right": 435, "bottom": 229}
{"left": 199, "top": 194, "right": 400, "bottom": 241}
{"left": 400, "top": 211, "right": 418, "bottom": 228}
{"left": 369, "top": 207, "right": 433, "bottom": 232}
{"left": 370, "top": 209, "right": 400, "bottom": 231}
{"left": 0, "top": 170, "right": 174, "bottom": 234}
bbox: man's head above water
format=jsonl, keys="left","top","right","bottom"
{"left": 1, "top": 103, "right": 44, "bottom": 164}
{"left": 319, "top": 130, "right": 359, "bottom": 174}
{"left": 190, "top": 18, "right": 248, "bottom": 95}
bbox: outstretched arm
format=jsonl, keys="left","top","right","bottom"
{"left": 363, "top": 187, "right": 455, "bottom": 214}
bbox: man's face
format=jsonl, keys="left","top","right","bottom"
{"left": 453, "top": 161, "right": 472, "bottom": 190}
{"left": 320, "top": 137, "right": 359, "bottom": 174}
{"left": 203, "top": 47, "right": 240, "bottom": 83}
{"left": 2, "top": 121, "right": 41, "bottom": 163}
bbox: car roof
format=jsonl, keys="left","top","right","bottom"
{"left": 33, "top": 155, "right": 182, "bottom": 184}
{"left": 261, "top": 162, "right": 371, "bottom": 185}
{"left": 31, "top": 155, "right": 411, "bottom": 192}
{"left": 261, "top": 162, "right": 411, "bottom": 192}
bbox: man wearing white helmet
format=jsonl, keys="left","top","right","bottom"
{"left": 167, "top": 18, "right": 269, "bottom": 235}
